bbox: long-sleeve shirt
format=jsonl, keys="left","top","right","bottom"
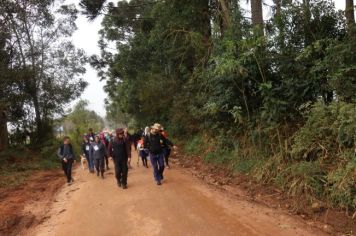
{"left": 89, "top": 141, "right": 106, "bottom": 160}
{"left": 57, "top": 144, "right": 75, "bottom": 160}
{"left": 81, "top": 141, "right": 90, "bottom": 157}
{"left": 108, "top": 137, "right": 131, "bottom": 163}
{"left": 144, "top": 133, "right": 173, "bottom": 155}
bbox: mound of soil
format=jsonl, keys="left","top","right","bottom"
{"left": 0, "top": 170, "right": 64, "bottom": 236}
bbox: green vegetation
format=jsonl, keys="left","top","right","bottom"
{"left": 79, "top": 0, "right": 355, "bottom": 211}
{"left": 62, "top": 100, "right": 105, "bottom": 154}
{"left": 0, "top": 146, "right": 60, "bottom": 188}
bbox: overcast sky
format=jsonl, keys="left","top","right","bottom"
{"left": 68, "top": 0, "right": 347, "bottom": 118}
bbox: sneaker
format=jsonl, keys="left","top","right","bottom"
{"left": 122, "top": 185, "right": 127, "bottom": 189}
{"left": 157, "top": 181, "right": 161, "bottom": 185}
{"left": 117, "top": 182, "right": 122, "bottom": 187}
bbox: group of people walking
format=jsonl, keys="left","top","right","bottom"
{"left": 57, "top": 123, "right": 176, "bottom": 188}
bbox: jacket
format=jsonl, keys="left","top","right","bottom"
{"left": 144, "top": 133, "right": 172, "bottom": 155}
{"left": 57, "top": 144, "right": 74, "bottom": 160}
{"left": 108, "top": 137, "right": 131, "bottom": 163}
{"left": 89, "top": 141, "right": 106, "bottom": 160}
{"left": 81, "top": 141, "right": 90, "bottom": 157}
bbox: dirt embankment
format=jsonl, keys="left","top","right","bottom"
{"left": 173, "top": 152, "right": 356, "bottom": 235}
{"left": 0, "top": 170, "right": 64, "bottom": 236}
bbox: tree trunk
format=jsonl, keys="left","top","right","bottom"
{"left": 346, "top": 0, "right": 355, "bottom": 25}
{"left": 273, "top": 0, "right": 284, "bottom": 50}
{"left": 303, "top": 0, "right": 312, "bottom": 46}
{"left": 251, "top": 0, "right": 264, "bottom": 35}
{"left": 0, "top": 107, "right": 8, "bottom": 151}
{"left": 218, "top": 0, "right": 231, "bottom": 34}
{"left": 32, "top": 94, "right": 43, "bottom": 142}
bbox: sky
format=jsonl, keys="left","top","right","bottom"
{"left": 68, "top": 0, "right": 347, "bottom": 118}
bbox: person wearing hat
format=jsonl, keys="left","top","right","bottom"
{"left": 90, "top": 135, "right": 106, "bottom": 178}
{"left": 144, "top": 123, "right": 173, "bottom": 185}
{"left": 108, "top": 128, "right": 131, "bottom": 189}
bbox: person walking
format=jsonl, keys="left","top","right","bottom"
{"left": 57, "top": 136, "right": 75, "bottom": 185}
{"left": 144, "top": 123, "right": 171, "bottom": 185}
{"left": 99, "top": 132, "right": 110, "bottom": 170}
{"left": 90, "top": 135, "right": 106, "bottom": 178}
{"left": 137, "top": 137, "right": 148, "bottom": 168}
{"left": 87, "top": 128, "right": 95, "bottom": 142}
{"left": 81, "top": 136, "right": 94, "bottom": 172}
{"left": 108, "top": 128, "right": 131, "bottom": 189}
{"left": 159, "top": 126, "right": 174, "bottom": 169}
{"left": 124, "top": 128, "right": 133, "bottom": 169}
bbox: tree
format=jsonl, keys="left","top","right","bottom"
{"left": 1, "top": 1, "right": 87, "bottom": 143}
{"left": 345, "top": 0, "right": 355, "bottom": 27}
{"left": 251, "top": 0, "right": 263, "bottom": 34}
{"left": 63, "top": 100, "right": 105, "bottom": 147}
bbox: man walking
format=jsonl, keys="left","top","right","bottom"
{"left": 144, "top": 123, "right": 171, "bottom": 185}
{"left": 57, "top": 136, "right": 75, "bottom": 185}
{"left": 108, "top": 128, "right": 131, "bottom": 189}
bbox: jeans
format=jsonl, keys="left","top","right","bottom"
{"left": 150, "top": 153, "right": 165, "bottom": 182}
{"left": 62, "top": 159, "right": 73, "bottom": 183}
{"left": 89, "top": 155, "right": 95, "bottom": 171}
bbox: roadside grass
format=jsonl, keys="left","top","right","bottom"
{"left": 0, "top": 141, "right": 61, "bottom": 188}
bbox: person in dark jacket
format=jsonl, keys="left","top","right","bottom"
{"left": 87, "top": 128, "right": 95, "bottom": 142}
{"left": 57, "top": 136, "right": 75, "bottom": 185}
{"left": 81, "top": 136, "right": 94, "bottom": 172}
{"left": 124, "top": 128, "right": 133, "bottom": 168}
{"left": 144, "top": 123, "right": 172, "bottom": 185}
{"left": 108, "top": 128, "right": 131, "bottom": 189}
{"left": 90, "top": 135, "right": 106, "bottom": 178}
{"left": 159, "top": 126, "right": 174, "bottom": 169}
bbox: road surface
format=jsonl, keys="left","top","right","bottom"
{"left": 30, "top": 151, "right": 325, "bottom": 236}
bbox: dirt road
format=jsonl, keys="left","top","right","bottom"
{"left": 29, "top": 151, "right": 325, "bottom": 236}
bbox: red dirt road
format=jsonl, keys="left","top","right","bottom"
{"left": 29, "top": 151, "right": 326, "bottom": 236}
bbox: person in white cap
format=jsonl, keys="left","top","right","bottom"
{"left": 144, "top": 123, "right": 173, "bottom": 185}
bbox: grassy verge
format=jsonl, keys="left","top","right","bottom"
{"left": 182, "top": 102, "right": 356, "bottom": 212}
{"left": 0, "top": 140, "right": 61, "bottom": 189}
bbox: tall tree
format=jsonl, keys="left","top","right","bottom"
{"left": 345, "top": 0, "right": 355, "bottom": 31}
{"left": 251, "top": 0, "right": 264, "bottom": 34}
{"left": 1, "top": 1, "right": 87, "bottom": 142}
